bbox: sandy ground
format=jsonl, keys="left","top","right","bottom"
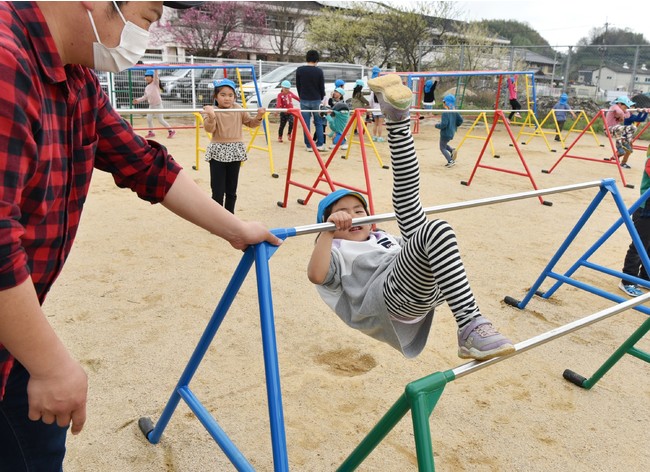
{"left": 48, "top": 112, "right": 650, "bottom": 471}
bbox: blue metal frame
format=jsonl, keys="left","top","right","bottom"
{"left": 507, "top": 178, "right": 650, "bottom": 314}
{"left": 140, "top": 179, "right": 650, "bottom": 470}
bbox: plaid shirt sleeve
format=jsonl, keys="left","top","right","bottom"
{"left": 0, "top": 2, "right": 183, "bottom": 398}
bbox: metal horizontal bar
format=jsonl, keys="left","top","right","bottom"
{"left": 289, "top": 180, "right": 605, "bottom": 237}
{"left": 451, "top": 291, "right": 650, "bottom": 380}
{"left": 114, "top": 107, "right": 508, "bottom": 114}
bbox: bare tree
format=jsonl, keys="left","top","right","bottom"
{"left": 264, "top": 2, "right": 309, "bottom": 61}
{"left": 365, "top": 1, "right": 464, "bottom": 70}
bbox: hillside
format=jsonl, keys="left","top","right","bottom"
{"left": 475, "top": 19, "right": 556, "bottom": 56}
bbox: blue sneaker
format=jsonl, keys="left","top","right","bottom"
{"left": 619, "top": 282, "right": 643, "bottom": 297}
{"left": 458, "top": 316, "right": 515, "bottom": 361}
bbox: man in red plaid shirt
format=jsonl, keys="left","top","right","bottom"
{"left": 0, "top": 2, "right": 282, "bottom": 469}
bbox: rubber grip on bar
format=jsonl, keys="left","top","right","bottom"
{"left": 535, "top": 290, "right": 546, "bottom": 297}
{"left": 503, "top": 296, "right": 521, "bottom": 308}
{"left": 541, "top": 169, "right": 550, "bottom": 174}
{"left": 297, "top": 199, "right": 307, "bottom": 205}
{"left": 460, "top": 181, "right": 469, "bottom": 186}
{"left": 138, "top": 416, "right": 154, "bottom": 439}
{"left": 542, "top": 200, "right": 553, "bottom": 207}
{"left": 562, "top": 369, "right": 587, "bottom": 388}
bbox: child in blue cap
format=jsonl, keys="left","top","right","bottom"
{"left": 552, "top": 93, "right": 576, "bottom": 141}
{"left": 325, "top": 102, "right": 351, "bottom": 150}
{"left": 308, "top": 74, "right": 515, "bottom": 361}
{"left": 435, "top": 94, "right": 463, "bottom": 167}
{"left": 276, "top": 80, "right": 300, "bottom": 143}
{"left": 422, "top": 78, "right": 437, "bottom": 109}
{"left": 606, "top": 96, "right": 637, "bottom": 168}
{"left": 132, "top": 69, "right": 176, "bottom": 139}
{"left": 202, "top": 79, "right": 265, "bottom": 213}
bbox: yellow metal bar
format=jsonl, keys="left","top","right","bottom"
{"left": 515, "top": 110, "right": 552, "bottom": 151}
{"left": 193, "top": 112, "right": 205, "bottom": 171}
{"left": 456, "top": 112, "right": 496, "bottom": 157}
{"left": 345, "top": 113, "right": 384, "bottom": 168}
{"left": 565, "top": 110, "right": 603, "bottom": 147}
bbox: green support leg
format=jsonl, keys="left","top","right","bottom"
{"left": 338, "top": 371, "right": 453, "bottom": 472}
{"left": 337, "top": 394, "right": 410, "bottom": 472}
{"left": 563, "top": 316, "right": 650, "bottom": 389}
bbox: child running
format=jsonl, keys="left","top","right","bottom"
{"left": 277, "top": 80, "right": 300, "bottom": 143}
{"left": 133, "top": 69, "right": 175, "bottom": 139}
{"left": 307, "top": 74, "right": 515, "bottom": 361}
{"left": 435, "top": 94, "right": 463, "bottom": 168}
{"left": 202, "top": 79, "right": 265, "bottom": 214}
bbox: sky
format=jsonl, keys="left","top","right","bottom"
{"left": 454, "top": 1, "right": 646, "bottom": 49}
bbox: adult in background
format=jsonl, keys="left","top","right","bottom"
{"left": 0, "top": 2, "right": 281, "bottom": 470}
{"left": 296, "top": 49, "right": 325, "bottom": 152}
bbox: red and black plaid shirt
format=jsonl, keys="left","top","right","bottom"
{"left": 0, "top": 2, "right": 182, "bottom": 397}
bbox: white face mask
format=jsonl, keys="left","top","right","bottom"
{"left": 87, "top": 1, "right": 150, "bottom": 73}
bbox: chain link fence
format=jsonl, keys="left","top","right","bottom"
{"left": 418, "top": 44, "right": 650, "bottom": 106}
{"left": 101, "top": 44, "right": 650, "bottom": 112}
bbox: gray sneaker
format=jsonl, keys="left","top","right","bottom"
{"left": 445, "top": 160, "right": 456, "bottom": 168}
{"left": 367, "top": 74, "right": 412, "bottom": 122}
{"left": 458, "top": 316, "right": 515, "bottom": 361}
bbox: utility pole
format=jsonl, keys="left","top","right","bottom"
{"left": 595, "top": 20, "right": 608, "bottom": 100}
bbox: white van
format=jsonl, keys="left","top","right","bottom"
{"left": 243, "top": 63, "right": 368, "bottom": 109}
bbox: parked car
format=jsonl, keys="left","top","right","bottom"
{"left": 174, "top": 68, "right": 248, "bottom": 105}
{"left": 243, "top": 63, "right": 367, "bottom": 109}
{"left": 112, "top": 68, "right": 148, "bottom": 108}
{"left": 160, "top": 68, "right": 194, "bottom": 99}
{"left": 173, "top": 68, "right": 223, "bottom": 104}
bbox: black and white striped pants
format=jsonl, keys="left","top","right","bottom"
{"left": 382, "top": 119, "right": 481, "bottom": 329}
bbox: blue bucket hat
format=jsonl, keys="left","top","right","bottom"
{"left": 144, "top": 69, "right": 154, "bottom": 76}
{"left": 213, "top": 78, "right": 237, "bottom": 93}
{"left": 424, "top": 79, "right": 434, "bottom": 92}
{"left": 443, "top": 94, "right": 456, "bottom": 107}
{"left": 280, "top": 80, "right": 291, "bottom": 88}
{"left": 334, "top": 79, "right": 345, "bottom": 88}
{"left": 559, "top": 93, "right": 568, "bottom": 104}
{"left": 371, "top": 66, "right": 381, "bottom": 79}
{"left": 317, "top": 189, "right": 369, "bottom": 223}
{"left": 355, "top": 79, "right": 365, "bottom": 87}
{"left": 613, "top": 96, "right": 635, "bottom": 108}
{"left": 334, "top": 87, "right": 345, "bottom": 97}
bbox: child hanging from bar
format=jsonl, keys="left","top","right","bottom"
{"left": 307, "top": 74, "right": 515, "bottom": 361}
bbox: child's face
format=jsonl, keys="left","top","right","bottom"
{"left": 281, "top": 87, "right": 289, "bottom": 93}
{"left": 333, "top": 91, "right": 343, "bottom": 101}
{"left": 330, "top": 196, "right": 371, "bottom": 241}
{"left": 145, "top": 76, "right": 153, "bottom": 83}
{"left": 215, "top": 87, "right": 236, "bottom": 108}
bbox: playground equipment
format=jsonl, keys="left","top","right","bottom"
{"left": 395, "top": 70, "right": 536, "bottom": 136}
{"left": 522, "top": 108, "right": 588, "bottom": 151}
{"left": 459, "top": 109, "right": 553, "bottom": 205}
{"left": 631, "top": 119, "right": 650, "bottom": 151}
{"left": 136, "top": 178, "right": 649, "bottom": 471}
{"left": 541, "top": 109, "right": 639, "bottom": 189}
{"left": 119, "top": 64, "right": 276, "bottom": 176}
{"left": 275, "top": 107, "right": 390, "bottom": 215}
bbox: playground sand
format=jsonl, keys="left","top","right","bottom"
{"left": 48, "top": 116, "right": 650, "bottom": 471}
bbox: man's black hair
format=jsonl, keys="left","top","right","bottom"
{"left": 306, "top": 50, "right": 320, "bottom": 63}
